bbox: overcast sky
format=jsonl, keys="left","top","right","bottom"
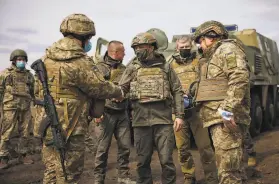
{"left": 0, "top": 0, "right": 279, "bottom": 71}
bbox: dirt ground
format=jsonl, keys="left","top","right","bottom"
{"left": 1, "top": 127, "right": 279, "bottom": 184}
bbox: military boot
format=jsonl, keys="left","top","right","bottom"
{"left": 0, "top": 156, "right": 9, "bottom": 169}
{"left": 248, "top": 156, "right": 257, "bottom": 167}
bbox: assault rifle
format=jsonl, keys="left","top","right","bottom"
{"left": 31, "top": 59, "right": 67, "bottom": 181}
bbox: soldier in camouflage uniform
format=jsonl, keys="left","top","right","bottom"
{"left": 169, "top": 36, "right": 218, "bottom": 184}
{"left": 38, "top": 13, "right": 123, "bottom": 184}
{"left": 193, "top": 20, "right": 250, "bottom": 184}
{"left": 0, "top": 49, "right": 35, "bottom": 169}
{"left": 93, "top": 41, "right": 135, "bottom": 184}
{"left": 119, "top": 32, "right": 184, "bottom": 184}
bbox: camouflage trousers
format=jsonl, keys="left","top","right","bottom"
{"left": 42, "top": 134, "right": 85, "bottom": 184}
{"left": 30, "top": 105, "right": 46, "bottom": 153}
{"left": 134, "top": 124, "right": 176, "bottom": 184}
{"left": 33, "top": 105, "right": 46, "bottom": 138}
{"left": 209, "top": 123, "right": 247, "bottom": 184}
{"left": 244, "top": 130, "right": 255, "bottom": 157}
{"left": 94, "top": 110, "right": 132, "bottom": 183}
{"left": 0, "top": 109, "right": 32, "bottom": 157}
{"left": 174, "top": 111, "right": 218, "bottom": 184}
{"left": 85, "top": 121, "right": 97, "bottom": 155}
{"left": 241, "top": 128, "right": 255, "bottom": 181}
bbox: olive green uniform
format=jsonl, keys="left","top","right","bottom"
{"left": 169, "top": 54, "right": 218, "bottom": 184}
{"left": 93, "top": 54, "right": 132, "bottom": 183}
{"left": 119, "top": 54, "right": 184, "bottom": 184}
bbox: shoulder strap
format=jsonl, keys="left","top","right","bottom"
{"left": 65, "top": 97, "right": 86, "bottom": 142}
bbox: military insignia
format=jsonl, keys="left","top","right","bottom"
{"left": 226, "top": 52, "right": 237, "bottom": 69}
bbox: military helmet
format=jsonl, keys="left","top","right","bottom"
{"left": 131, "top": 32, "right": 158, "bottom": 49}
{"left": 146, "top": 28, "right": 168, "bottom": 51}
{"left": 10, "top": 49, "right": 28, "bottom": 61}
{"left": 193, "top": 20, "right": 228, "bottom": 43}
{"left": 60, "top": 13, "right": 96, "bottom": 36}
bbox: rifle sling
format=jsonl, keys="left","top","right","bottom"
{"left": 64, "top": 98, "right": 86, "bottom": 142}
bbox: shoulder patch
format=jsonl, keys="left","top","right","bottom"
{"left": 225, "top": 52, "right": 237, "bottom": 69}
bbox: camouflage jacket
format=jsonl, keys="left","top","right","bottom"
{"left": 199, "top": 39, "right": 251, "bottom": 128}
{"left": 96, "top": 53, "right": 127, "bottom": 111}
{"left": 0, "top": 65, "right": 34, "bottom": 110}
{"left": 119, "top": 53, "right": 184, "bottom": 127}
{"left": 38, "top": 37, "right": 122, "bottom": 137}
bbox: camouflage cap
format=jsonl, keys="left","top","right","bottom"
{"left": 131, "top": 32, "right": 158, "bottom": 49}
{"left": 193, "top": 20, "right": 228, "bottom": 43}
{"left": 60, "top": 13, "right": 96, "bottom": 36}
{"left": 10, "top": 49, "right": 28, "bottom": 61}
{"left": 146, "top": 28, "right": 168, "bottom": 51}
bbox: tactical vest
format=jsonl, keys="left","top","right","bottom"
{"left": 171, "top": 59, "right": 199, "bottom": 94}
{"left": 130, "top": 65, "right": 171, "bottom": 103}
{"left": 6, "top": 68, "right": 33, "bottom": 98}
{"left": 195, "top": 41, "right": 240, "bottom": 102}
{"left": 195, "top": 62, "right": 229, "bottom": 102}
{"left": 99, "top": 62, "right": 126, "bottom": 110}
{"left": 109, "top": 66, "right": 125, "bottom": 85}
{"left": 38, "top": 59, "right": 80, "bottom": 101}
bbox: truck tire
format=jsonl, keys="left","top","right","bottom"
{"left": 276, "top": 98, "right": 279, "bottom": 125}
{"left": 250, "top": 94, "right": 263, "bottom": 137}
{"left": 263, "top": 95, "right": 275, "bottom": 130}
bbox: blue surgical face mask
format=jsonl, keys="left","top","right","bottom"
{"left": 16, "top": 60, "right": 26, "bottom": 69}
{"left": 84, "top": 41, "right": 92, "bottom": 52}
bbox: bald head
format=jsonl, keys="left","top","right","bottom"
{"left": 107, "top": 40, "right": 125, "bottom": 61}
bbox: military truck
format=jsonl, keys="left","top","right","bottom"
{"left": 93, "top": 25, "right": 279, "bottom": 137}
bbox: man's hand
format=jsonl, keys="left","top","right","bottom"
{"left": 113, "top": 88, "right": 124, "bottom": 102}
{"left": 95, "top": 115, "right": 104, "bottom": 124}
{"left": 173, "top": 118, "right": 184, "bottom": 132}
{"left": 223, "top": 117, "right": 238, "bottom": 132}
{"left": 218, "top": 108, "right": 238, "bottom": 132}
